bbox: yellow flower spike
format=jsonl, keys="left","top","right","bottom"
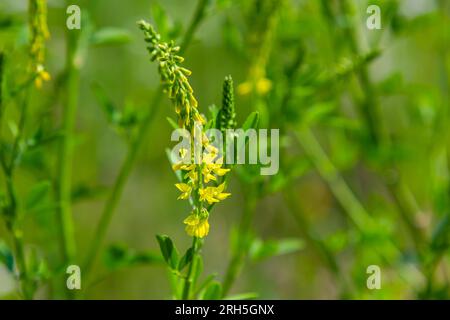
{"left": 175, "top": 183, "right": 192, "bottom": 200}
{"left": 184, "top": 213, "right": 209, "bottom": 238}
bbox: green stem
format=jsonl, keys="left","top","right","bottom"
{"left": 296, "top": 128, "right": 372, "bottom": 230}
{"left": 4, "top": 174, "right": 32, "bottom": 299}
{"left": 83, "top": 90, "right": 162, "bottom": 277}
{"left": 339, "top": 0, "right": 427, "bottom": 267}
{"left": 182, "top": 237, "right": 199, "bottom": 300}
{"left": 283, "top": 186, "right": 350, "bottom": 297}
{"left": 295, "top": 127, "right": 424, "bottom": 289}
{"left": 180, "top": 0, "right": 210, "bottom": 51}
{"left": 0, "top": 83, "right": 33, "bottom": 299}
{"left": 11, "top": 226, "right": 31, "bottom": 299}
{"left": 82, "top": 0, "right": 210, "bottom": 283}
{"left": 56, "top": 28, "right": 80, "bottom": 266}
{"left": 222, "top": 190, "right": 257, "bottom": 297}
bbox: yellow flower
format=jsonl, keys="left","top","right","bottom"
{"left": 213, "top": 166, "right": 230, "bottom": 176}
{"left": 185, "top": 169, "right": 198, "bottom": 182}
{"left": 202, "top": 165, "right": 217, "bottom": 183}
{"left": 237, "top": 81, "right": 252, "bottom": 96}
{"left": 209, "top": 160, "right": 230, "bottom": 177}
{"left": 237, "top": 78, "right": 272, "bottom": 96}
{"left": 34, "top": 65, "right": 51, "bottom": 88}
{"left": 193, "top": 111, "right": 206, "bottom": 125}
{"left": 256, "top": 78, "right": 272, "bottom": 95}
{"left": 199, "top": 183, "right": 231, "bottom": 204}
{"left": 175, "top": 183, "right": 192, "bottom": 200}
{"left": 201, "top": 161, "right": 230, "bottom": 184}
{"left": 184, "top": 214, "right": 210, "bottom": 238}
{"left": 172, "top": 163, "right": 195, "bottom": 171}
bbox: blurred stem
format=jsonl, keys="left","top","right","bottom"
{"left": 56, "top": 27, "right": 80, "bottom": 268}
{"left": 278, "top": 41, "right": 350, "bottom": 296}
{"left": 340, "top": 0, "right": 426, "bottom": 259}
{"left": 82, "top": 0, "right": 210, "bottom": 284}
{"left": 4, "top": 173, "right": 32, "bottom": 299}
{"left": 182, "top": 237, "right": 199, "bottom": 300}
{"left": 296, "top": 128, "right": 372, "bottom": 230}
{"left": 222, "top": 188, "right": 257, "bottom": 297}
{"left": 295, "top": 128, "right": 424, "bottom": 288}
{"left": 324, "top": 0, "right": 425, "bottom": 261}
{"left": 82, "top": 90, "right": 163, "bottom": 277}
{"left": 0, "top": 86, "right": 33, "bottom": 298}
{"left": 339, "top": 0, "right": 384, "bottom": 145}
{"left": 423, "top": 0, "right": 450, "bottom": 296}
{"left": 386, "top": 181, "right": 424, "bottom": 252}
{"left": 180, "top": 0, "right": 210, "bottom": 51}
{"left": 283, "top": 188, "right": 350, "bottom": 297}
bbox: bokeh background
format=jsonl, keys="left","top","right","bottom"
{"left": 0, "top": 0, "right": 449, "bottom": 299}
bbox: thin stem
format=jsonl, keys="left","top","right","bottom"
{"left": 82, "top": 91, "right": 163, "bottom": 277}
{"left": 340, "top": 0, "right": 427, "bottom": 268}
{"left": 283, "top": 184, "right": 350, "bottom": 297}
{"left": 339, "top": 0, "right": 384, "bottom": 145}
{"left": 182, "top": 237, "right": 199, "bottom": 300}
{"left": 180, "top": 0, "right": 210, "bottom": 51}
{"left": 296, "top": 128, "right": 372, "bottom": 230}
{"left": 1, "top": 91, "right": 33, "bottom": 298}
{"left": 4, "top": 174, "right": 32, "bottom": 299}
{"left": 222, "top": 189, "right": 257, "bottom": 297}
{"left": 82, "top": 0, "right": 210, "bottom": 282}
{"left": 294, "top": 127, "right": 423, "bottom": 289}
{"left": 56, "top": 28, "right": 80, "bottom": 266}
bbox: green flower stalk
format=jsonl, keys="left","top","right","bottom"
{"left": 138, "top": 21, "right": 231, "bottom": 239}
{"left": 219, "top": 75, "right": 237, "bottom": 132}
{"left": 138, "top": 20, "right": 203, "bottom": 129}
{"left": 28, "top": 0, "right": 50, "bottom": 88}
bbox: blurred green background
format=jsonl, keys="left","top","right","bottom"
{"left": 0, "top": 0, "right": 449, "bottom": 299}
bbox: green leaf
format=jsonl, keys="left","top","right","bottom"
{"left": 250, "top": 238, "right": 304, "bottom": 262}
{"left": 224, "top": 292, "right": 258, "bottom": 300}
{"left": 25, "top": 181, "right": 51, "bottom": 211}
{"left": 156, "top": 235, "right": 179, "bottom": 270}
{"left": 194, "top": 273, "right": 216, "bottom": 297}
{"left": 242, "top": 111, "right": 259, "bottom": 131}
{"left": 8, "top": 120, "right": 18, "bottom": 138}
{"left": 431, "top": 214, "right": 450, "bottom": 253}
{"left": 0, "top": 241, "right": 14, "bottom": 273}
{"left": 92, "top": 83, "right": 120, "bottom": 125}
{"left": 192, "top": 254, "right": 203, "bottom": 288}
{"left": 302, "top": 102, "right": 336, "bottom": 126}
{"left": 202, "top": 281, "right": 222, "bottom": 300}
{"left": 91, "top": 27, "right": 132, "bottom": 46}
{"left": 178, "top": 247, "right": 194, "bottom": 271}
